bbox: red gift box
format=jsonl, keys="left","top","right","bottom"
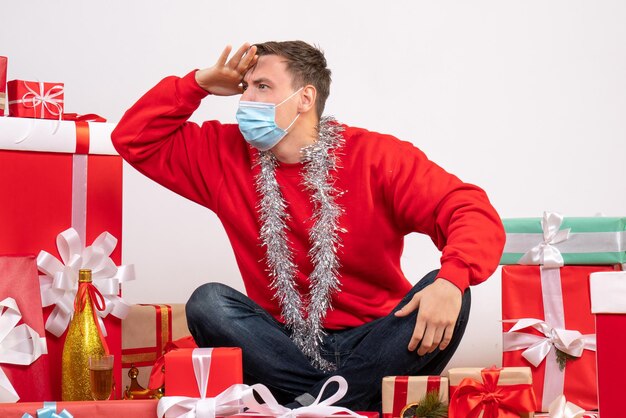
{"left": 0, "top": 56, "right": 7, "bottom": 113}
{"left": 502, "top": 265, "right": 619, "bottom": 412}
{"left": 590, "top": 271, "right": 626, "bottom": 418}
{"left": 165, "top": 348, "right": 242, "bottom": 397}
{"left": 381, "top": 376, "right": 448, "bottom": 418}
{"left": 0, "top": 256, "right": 51, "bottom": 402}
{"left": 0, "top": 118, "right": 123, "bottom": 400}
{"left": 7, "top": 80, "right": 64, "bottom": 120}
{"left": 0, "top": 399, "right": 158, "bottom": 418}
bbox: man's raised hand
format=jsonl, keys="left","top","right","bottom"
{"left": 195, "top": 43, "right": 258, "bottom": 96}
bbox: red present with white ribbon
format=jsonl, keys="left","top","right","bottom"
{"left": 502, "top": 265, "right": 619, "bottom": 411}
{"left": 590, "top": 270, "right": 626, "bottom": 418}
{"left": 0, "top": 115, "right": 124, "bottom": 399}
{"left": 7, "top": 80, "right": 64, "bottom": 120}
{"left": 158, "top": 348, "right": 369, "bottom": 418}
{"left": 0, "top": 256, "right": 50, "bottom": 402}
{"left": 381, "top": 376, "right": 448, "bottom": 418}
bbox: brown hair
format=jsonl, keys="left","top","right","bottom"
{"left": 254, "top": 40, "right": 331, "bottom": 119}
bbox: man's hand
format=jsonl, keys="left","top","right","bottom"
{"left": 195, "top": 43, "right": 258, "bottom": 96}
{"left": 394, "top": 278, "right": 463, "bottom": 356}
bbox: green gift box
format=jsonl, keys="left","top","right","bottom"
{"left": 501, "top": 212, "right": 626, "bottom": 266}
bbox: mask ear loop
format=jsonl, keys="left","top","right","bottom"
{"left": 275, "top": 87, "right": 304, "bottom": 107}
{"left": 277, "top": 87, "right": 304, "bottom": 133}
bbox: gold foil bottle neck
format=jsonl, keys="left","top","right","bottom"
{"left": 79, "top": 269, "right": 92, "bottom": 283}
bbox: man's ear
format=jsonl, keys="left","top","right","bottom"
{"left": 298, "top": 85, "right": 317, "bottom": 114}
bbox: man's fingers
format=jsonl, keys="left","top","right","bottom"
{"left": 228, "top": 43, "right": 252, "bottom": 68}
{"left": 238, "top": 45, "right": 258, "bottom": 70}
{"left": 439, "top": 326, "right": 454, "bottom": 351}
{"left": 395, "top": 293, "right": 421, "bottom": 317}
{"left": 419, "top": 325, "right": 444, "bottom": 356}
{"left": 216, "top": 45, "right": 233, "bottom": 66}
{"left": 408, "top": 315, "right": 425, "bottom": 351}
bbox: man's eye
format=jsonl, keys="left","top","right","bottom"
{"left": 241, "top": 84, "right": 248, "bottom": 91}
{"left": 258, "top": 84, "right": 268, "bottom": 90}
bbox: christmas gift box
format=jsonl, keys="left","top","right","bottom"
{"left": 382, "top": 376, "right": 448, "bottom": 418}
{"left": 164, "top": 347, "right": 242, "bottom": 398}
{"left": 500, "top": 211, "right": 626, "bottom": 266}
{"left": 0, "top": 256, "right": 49, "bottom": 402}
{"left": 590, "top": 271, "right": 626, "bottom": 418}
{"left": 0, "top": 399, "right": 158, "bottom": 418}
{"left": 0, "top": 115, "right": 128, "bottom": 400}
{"left": 448, "top": 367, "right": 536, "bottom": 418}
{"left": 121, "top": 303, "right": 191, "bottom": 391}
{"left": 7, "top": 79, "right": 64, "bottom": 120}
{"left": 502, "top": 265, "right": 619, "bottom": 412}
{"left": 0, "top": 56, "right": 7, "bottom": 113}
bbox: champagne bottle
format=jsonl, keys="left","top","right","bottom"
{"left": 62, "top": 269, "right": 109, "bottom": 400}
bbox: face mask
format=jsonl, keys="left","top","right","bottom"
{"left": 236, "top": 88, "right": 303, "bottom": 151}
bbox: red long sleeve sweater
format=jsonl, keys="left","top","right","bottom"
{"left": 111, "top": 71, "right": 505, "bottom": 330}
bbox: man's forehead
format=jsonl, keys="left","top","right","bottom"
{"left": 243, "top": 55, "right": 291, "bottom": 83}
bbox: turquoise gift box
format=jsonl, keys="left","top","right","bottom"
{"left": 500, "top": 213, "right": 626, "bottom": 266}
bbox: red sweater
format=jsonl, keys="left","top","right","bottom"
{"left": 111, "top": 71, "right": 505, "bottom": 330}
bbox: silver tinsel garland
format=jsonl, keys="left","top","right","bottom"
{"left": 255, "top": 116, "right": 345, "bottom": 371}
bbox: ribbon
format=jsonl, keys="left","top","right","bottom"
{"left": 37, "top": 228, "right": 135, "bottom": 337}
{"left": 243, "top": 375, "right": 366, "bottom": 418}
{"left": 518, "top": 212, "right": 571, "bottom": 267}
{"left": 74, "top": 280, "right": 110, "bottom": 354}
{"left": 0, "top": 297, "right": 48, "bottom": 403}
{"left": 546, "top": 395, "right": 592, "bottom": 418}
{"left": 157, "top": 348, "right": 247, "bottom": 418}
{"left": 21, "top": 401, "right": 73, "bottom": 418}
{"left": 448, "top": 367, "right": 536, "bottom": 418}
{"left": 62, "top": 113, "right": 107, "bottom": 123}
{"left": 503, "top": 318, "right": 596, "bottom": 367}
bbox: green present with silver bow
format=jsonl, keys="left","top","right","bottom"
{"left": 501, "top": 212, "right": 626, "bottom": 266}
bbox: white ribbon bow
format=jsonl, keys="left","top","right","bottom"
{"left": 0, "top": 297, "right": 48, "bottom": 402}
{"left": 243, "top": 376, "right": 366, "bottom": 418}
{"left": 547, "top": 395, "right": 592, "bottom": 418}
{"left": 518, "top": 212, "right": 571, "bottom": 268}
{"left": 37, "top": 228, "right": 135, "bottom": 337}
{"left": 502, "top": 318, "right": 595, "bottom": 367}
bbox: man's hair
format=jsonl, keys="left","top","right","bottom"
{"left": 254, "top": 40, "right": 331, "bottom": 118}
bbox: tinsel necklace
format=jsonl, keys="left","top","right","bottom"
{"left": 255, "top": 116, "right": 345, "bottom": 372}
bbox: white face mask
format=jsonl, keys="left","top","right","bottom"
{"left": 235, "top": 88, "right": 302, "bottom": 151}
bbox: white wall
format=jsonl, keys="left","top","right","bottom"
{"left": 3, "top": 1, "right": 625, "bottom": 370}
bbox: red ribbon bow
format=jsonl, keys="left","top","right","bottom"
{"left": 449, "top": 367, "right": 536, "bottom": 418}
{"left": 74, "top": 281, "right": 110, "bottom": 354}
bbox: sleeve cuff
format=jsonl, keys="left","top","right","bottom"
{"left": 438, "top": 257, "right": 471, "bottom": 292}
{"left": 177, "top": 70, "right": 211, "bottom": 107}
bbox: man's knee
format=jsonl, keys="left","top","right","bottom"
{"left": 186, "top": 282, "right": 232, "bottom": 325}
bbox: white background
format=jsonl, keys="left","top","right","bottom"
{"left": 3, "top": 1, "right": 625, "bottom": 370}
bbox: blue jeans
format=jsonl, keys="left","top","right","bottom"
{"left": 186, "top": 270, "right": 471, "bottom": 411}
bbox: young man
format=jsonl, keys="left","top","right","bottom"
{"left": 112, "top": 41, "right": 504, "bottom": 411}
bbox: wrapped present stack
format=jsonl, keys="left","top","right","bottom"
{"left": 500, "top": 211, "right": 625, "bottom": 413}
{"left": 0, "top": 55, "right": 134, "bottom": 403}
